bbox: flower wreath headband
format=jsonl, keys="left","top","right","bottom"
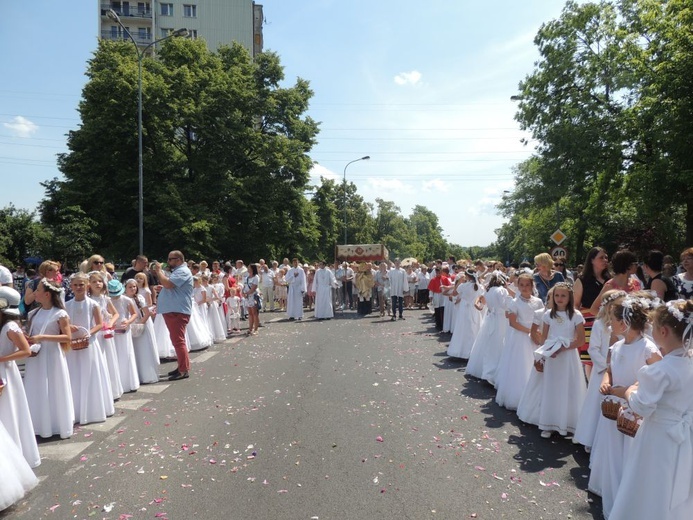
{"left": 619, "top": 294, "right": 663, "bottom": 332}
{"left": 598, "top": 290, "right": 628, "bottom": 314}
{"left": 665, "top": 300, "right": 693, "bottom": 352}
{"left": 41, "top": 277, "right": 65, "bottom": 294}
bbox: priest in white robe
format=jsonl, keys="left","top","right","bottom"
{"left": 286, "top": 258, "right": 307, "bottom": 320}
{"left": 313, "top": 261, "right": 336, "bottom": 319}
{"left": 389, "top": 258, "right": 409, "bottom": 320}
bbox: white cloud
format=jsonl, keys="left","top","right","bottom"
{"left": 365, "top": 177, "right": 414, "bottom": 194}
{"left": 3, "top": 116, "right": 39, "bottom": 137}
{"left": 309, "top": 162, "right": 340, "bottom": 182}
{"left": 422, "top": 179, "right": 447, "bottom": 192}
{"left": 467, "top": 181, "right": 515, "bottom": 216}
{"left": 394, "top": 70, "right": 422, "bottom": 86}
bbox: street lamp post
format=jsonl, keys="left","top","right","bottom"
{"left": 342, "top": 156, "right": 370, "bottom": 245}
{"left": 106, "top": 9, "right": 187, "bottom": 255}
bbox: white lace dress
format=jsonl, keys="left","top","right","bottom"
{"left": 495, "top": 296, "right": 544, "bottom": 410}
{"left": 131, "top": 294, "right": 160, "bottom": 384}
{"left": 65, "top": 297, "right": 114, "bottom": 424}
{"left": 0, "top": 321, "right": 40, "bottom": 467}
{"left": 0, "top": 420, "right": 38, "bottom": 511}
{"left": 110, "top": 296, "right": 140, "bottom": 393}
{"left": 23, "top": 307, "right": 75, "bottom": 438}
{"left": 90, "top": 294, "right": 123, "bottom": 400}
{"left": 517, "top": 310, "right": 587, "bottom": 435}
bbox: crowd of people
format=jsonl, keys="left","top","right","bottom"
{"left": 1, "top": 246, "right": 692, "bottom": 517}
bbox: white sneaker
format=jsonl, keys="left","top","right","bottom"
{"left": 540, "top": 430, "right": 553, "bottom": 439}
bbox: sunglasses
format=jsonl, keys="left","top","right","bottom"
{"left": 93, "top": 261, "right": 104, "bottom": 265}
{"left": 554, "top": 263, "right": 564, "bottom": 267}
{"left": 168, "top": 257, "right": 180, "bottom": 262}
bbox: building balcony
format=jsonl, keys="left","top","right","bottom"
{"left": 101, "top": 4, "right": 152, "bottom": 20}
{"left": 101, "top": 30, "right": 152, "bottom": 46}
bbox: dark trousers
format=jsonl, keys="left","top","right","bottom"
{"left": 343, "top": 282, "right": 353, "bottom": 308}
{"left": 163, "top": 312, "right": 191, "bottom": 373}
{"left": 391, "top": 296, "right": 403, "bottom": 318}
{"left": 434, "top": 306, "right": 444, "bottom": 331}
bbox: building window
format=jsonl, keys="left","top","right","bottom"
{"left": 188, "top": 29, "right": 198, "bottom": 39}
{"left": 138, "top": 26, "right": 151, "bottom": 42}
{"left": 160, "top": 3, "right": 173, "bottom": 16}
{"left": 161, "top": 28, "right": 174, "bottom": 37}
{"left": 183, "top": 4, "right": 197, "bottom": 18}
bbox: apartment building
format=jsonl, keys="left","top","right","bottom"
{"left": 99, "top": 0, "right": 264, "bottom": 56}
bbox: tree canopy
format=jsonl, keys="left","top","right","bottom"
{"left": 497, "top": 0, "right": 692, "bottom": 264}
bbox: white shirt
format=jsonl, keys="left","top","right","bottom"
{"left": 260, "top": 269, "right": 275, "bottom": 287}
{"left": 389, "top": 267, "right": 409, "bottom": 297}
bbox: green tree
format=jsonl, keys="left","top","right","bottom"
{"left": 0, "top": 206, "right": 48, "bottom": 267}
{"left": 46, "top": 38, "right": 319, "bottom": 262}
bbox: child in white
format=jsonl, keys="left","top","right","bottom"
{"left": 65, "top": 273, "right": 114, "bottom": 424}
{"left": 0, "top": 421, "right": 38, "bottom": 511}
{"left": 88, "top": 272, "right": 123, "bottom": 400}
{"left": 468, "top": 272, "right": 511, "bottom": 385}
{"left": 23, "top": 278, "right": 75, "bottom": 439}
{"left": 588, "top": 294, "right": 661, "bottom": 517}
{"left": 610, "top": 299, "right": 693, "bottom": 520}
{"left": 108, "top": 280, "right": 140, "bottom": 393}
{"left": 517, "top": 282, "right": 587, "bottom": 438}
{"left": 447, "top": 269, "right": 484, "bottom": 359}
{"left": 573, "top": 290, "right": 624, "bottom": 450}
{"left": 0, "top": 287, "right": 40, "bottom": 468}
{"left": 495, "top": 273, "right": 544, "bottom": 410}
{"left": 125, "top": 279, "right": 160, "bottom": 384}
{"left": 226, "top": 287, "right": 241, "bottom": 333}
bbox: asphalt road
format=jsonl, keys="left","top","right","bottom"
{"left": 2, "top": 308, "right": 602, "bottom": 520}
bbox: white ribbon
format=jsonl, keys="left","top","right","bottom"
{"left": 534, "top": 336, "right": 571, "bottom": 358}
{"left": 651, "top": 407, "right": 693, "bottom": 508}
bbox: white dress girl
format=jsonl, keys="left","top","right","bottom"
{"left": 476, "top": 286, "right": 511, "bottom": 385}
{"left": 588, "top": 335, "right": 660, "bottom": 515}
{"left": 517, "top": 309, "right": 587, "bottom": 435}
{"left": 194, "top": 286, "right": 213, "bottom": 337}
{"left": 495, "top": 295, "right": 544, "bottom": 410}
{"left": 110, "top": 296, "right": 140, "bottom": 393}
{"left": 0, "top": 421, "right": 39, "bottom": 511}
{"left": 447, "top": 281, "right": 484, "bottom": 359}
{"left": 65, "top": 297, "right": 114, "bottom": 424}
{"left": 610, "top": 348, "right": 693, "bottom": 520}
{"left": 23, "top": 307, "right": 75, "bottom": 438}
{"left": 205, "top": 284, "right": 227, "bottom": 343}
{"left": 573, "top": 317, "right": 611, "bottom": 449}
{"left": 90, "top": 294, "right": 123, "bottom": 400}
{"left": 226, "top": 295, "right": 241, "bottom": 331}
{"left": 130, "top": 294, "right": 160, "bottom": 384}
{"left": 186, "top": 294, "right": 212, "bottom": 351}
{"left": 0, "top": 321, "right": 41, "bottom": 467}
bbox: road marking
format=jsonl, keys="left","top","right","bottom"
{"left": 115, "top": 398, "right": 152, "bottom": 410}
{"left": 39, "top": 441, "right": 92, "bottom": 462}
{"left": 138, "top": 383, "right": 171, "bottom": 394}
{"left": 191, "top": 351, "right": 218, "bottom": 364}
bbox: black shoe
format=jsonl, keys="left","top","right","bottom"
{"left": 168, "top": 368, "right": 180, "bottom": 377}
{"left": 169, "top": 372, "right": 189, "bottom": 381}
{"left": 399, "top": 316, "right": 405, "bottom": 320}
{"left": 391, "top": 317, "right": 396, "bottom": 321}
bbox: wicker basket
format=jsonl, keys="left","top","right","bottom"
{"left": 70, "top": 326, "right": 91, "bottom": 350}
{"left": 617, "top": 406, "right": 642, "bottom": 437}
{"left": 0, "top": 377, "right": 5, "bottom": 397}
{"left": 533, "top": 359, "right": 545, "bottom": 373}
{"left": 601, "top": 395, "right": 625, "bottom": 421}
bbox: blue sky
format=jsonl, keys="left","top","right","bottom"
{"left": 0, "top": 1, "right": 571, "bottom": 247}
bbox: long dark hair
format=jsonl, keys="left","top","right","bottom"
{"left": 580, "top": 247, "right": 610, "bottom": 281}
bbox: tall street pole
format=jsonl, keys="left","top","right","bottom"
{"left": 106, "top": 9, "right": 187, "bottom": 255}
{"left": 342, "top": 156, "right": 370, "bottom": 245}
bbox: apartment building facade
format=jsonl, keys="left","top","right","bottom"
{"left": 99, "top": 0, "right": 264, "bottom": 56}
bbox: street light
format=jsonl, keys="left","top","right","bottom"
{"left": 342, "top": 155, "right": 370, "bottom": 245}
{"left": 106, "top": 9, "right": 188, "bottom": 255}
